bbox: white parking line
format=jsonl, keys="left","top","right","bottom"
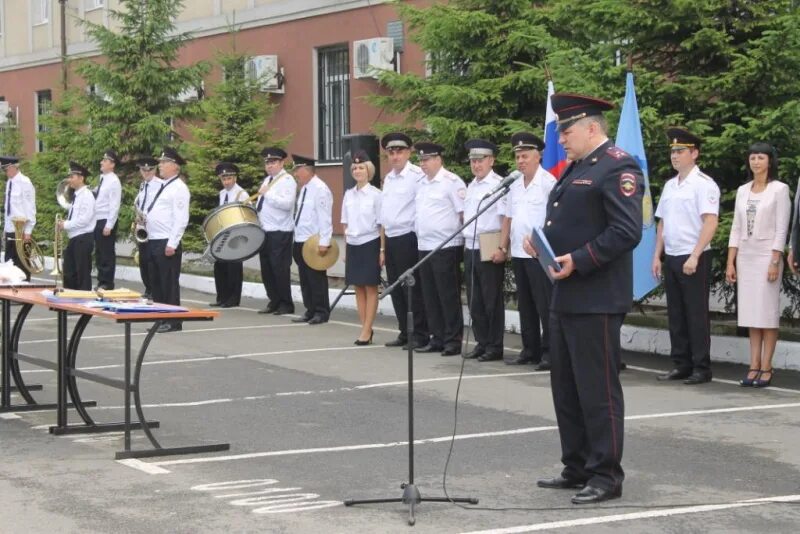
{"left": 460, "top": 494, "right": 800, "bottom": 533}
{"left": 116, "top": 458, "right": 171, "bottom": 475}
{"left": 145, "top": 401, "right": 800, "bottom": 469}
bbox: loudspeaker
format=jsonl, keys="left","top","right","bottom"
{"left": 342, "top": 133, "right": 381, "bottom": 191}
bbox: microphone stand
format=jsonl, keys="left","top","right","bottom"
{"left": 344, "top": 183, "right": 513, "bottom": 525}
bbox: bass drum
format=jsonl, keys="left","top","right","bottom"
{"left": 202, "top": 204, "right": 265, "bottom": 262}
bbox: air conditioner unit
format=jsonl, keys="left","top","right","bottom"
{"left": 87, "top": 84, "right": 112, "bottom": 103}
{"left": 176, "top": 81, "right": 204, "bottom": 102}
{"left": 0, "top": 102, "right": 9, "bottom": 125}
{"left": 353, "top": 38, "right": 395, "bottom": 79}
{"left": 246, "top": 55, "right": 284, "bottom": 94}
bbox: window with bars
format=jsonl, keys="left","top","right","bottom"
{"left": 32, "top": 0, "right": 50, "bottom": 25}
{"left": 317, "top": 45, "right": 350, "bottom": 162}
{"left": 35, "top": 89, "right": 51, "bottom": 152}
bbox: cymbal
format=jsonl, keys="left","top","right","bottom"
{"left": 302, "top": 234, "right": 339, "bottom": 271}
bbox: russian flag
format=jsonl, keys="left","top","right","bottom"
{"left": 615, "top": 71, "right": 660, "bottom": 300}
{"left": 542, "top": 80, "right": 568, "bottom": 179}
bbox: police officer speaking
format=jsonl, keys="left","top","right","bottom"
{"left": 525, "top": 93, "right": 643, "bottom": 504}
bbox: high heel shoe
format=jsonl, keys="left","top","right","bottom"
{"left": 753, "top": 368, "right": 773, "bottom": 388}
{"left": 739, "top": 369, "right": 761, "bottom": 387}
{"left": 354, "top": 330, "right": 374, "bottom": 346}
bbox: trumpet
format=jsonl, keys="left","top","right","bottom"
{"left": 51, "top": 214, "right": 64, "bottom": 279}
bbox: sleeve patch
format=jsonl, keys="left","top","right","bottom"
{"left": 619, "top": 173, "right": 637, "bottom": 197}
{"left": 457, "top": 188, "right": 467, "bottom": 199}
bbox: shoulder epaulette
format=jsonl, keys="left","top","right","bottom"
{"left": 606, "top": 146, "right": 629, "bottom": 160}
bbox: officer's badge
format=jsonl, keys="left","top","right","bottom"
{"left": 457, "top": 188, "right": 467, "bottom": 199}
{"left": 619, "top": 173, "right": 637, "bottom": 197}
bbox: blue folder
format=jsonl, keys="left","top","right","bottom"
{"left": 531, "top": 227, "right": 562, "bottom": 283}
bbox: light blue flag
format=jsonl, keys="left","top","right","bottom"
{"left": 615, "top": 71, "right": 660, "bottom": 300}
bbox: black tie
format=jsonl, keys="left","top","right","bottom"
{"left": 256, "top": 177, "right": 272, "bottom": 212}
{"left": 5, "top": 181, "right": 11, "bottom": 216}
{"left": 141, "top": 184, "right": 148, "bottom": 209}
{"left": 224, "top": 192, "right": 229, "bottom": 204}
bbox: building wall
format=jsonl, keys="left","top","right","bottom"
{"left": 0, "top": 0, "right": 429, "bottom": 233}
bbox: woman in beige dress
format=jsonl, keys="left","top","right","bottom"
{"left": 726, "top": 142, "right": 791, "bottom": 388}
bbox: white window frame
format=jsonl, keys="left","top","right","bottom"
{"left": 32, "top": 0, "right": 51, "bottom": 26}
{"left": 85, "top": 0, "right": 104, "bottom": 12}
{"left": 316, "top": 44, "right": 350, "bottom": 163}
{"left": 0, "top": 0, "right": 5, "bottom": 38}
{"left": 35, "top": 89, "right": 52, "bottom": 153}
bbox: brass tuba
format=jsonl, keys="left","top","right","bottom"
{"left": 50, "top": 179, "right": 73, "bottom": 279}
{"left": 11, "top": 217, "right": 45, "bottom": 274}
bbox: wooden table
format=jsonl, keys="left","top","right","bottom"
{"left": 0, "top": 287, "right": 228, "bottom": 459}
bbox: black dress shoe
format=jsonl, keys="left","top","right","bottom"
{"left": 291, "top": 314, "right": 312, "bottom": 323}
{"left": 385, "top": 337, "right": 407, "bottom": 347}
{"left": 684, "top": 373, "right": 712, "bottom": 385}
{"left": 157, "top": 323, "right": 182, "bottom": 334}
{"left": 505, "top": 356, "right": 533, "bottom": 365}
{"left": 656, "top": 368, "right": 692, "bottom": 381}
{"left": 209, "top": 301, "right": 222, "bottom": 307}
{"left": 571, "top": 484, "right": 621, "bottom": 504}
{"left": 536, "top": 476, "right": 586, "bottom": 490}
{"left": 415, "top": 343, "right": 444, "bottom": 353}
{"left": 258, "top": 305, "right": 279, "bottom": 314}
{"left": 272, "top": 307, "right": 294, "bottom": 315}
{"left": 533, "top": 360, "right": 551, "bottom": 371}
{"left": 477, "top": 352, "right": 502, "bottom": 362}
{"left": 463, "top": 346, "right": 485, "bottom": 359}
{"left": 307, "top": 315, "right": 327, "bottom": 325}
{"left": 441, "top": 346, "right": 461, "bottom": 356}
{"left": 220, "top": 302, "right": 239, "bottom": 308}
{"left": 142, "top": 293, "right": 152, "bottom": 300}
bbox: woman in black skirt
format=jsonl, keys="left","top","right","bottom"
{"left": 342, "top": 151, "right": 383, "bottom": 344}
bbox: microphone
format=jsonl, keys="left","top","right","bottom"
{"left": 481, "top": 171, "right": 522, "bottom": 199}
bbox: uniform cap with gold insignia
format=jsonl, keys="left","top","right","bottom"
{"left": 352, "top": 150, "right": 371, "bottom": 164}
{"left": 159, "top": 146, "right": 186, "bottom": 165}
{"left": 413, "top": 141, "right": 444, "bottom": 160}
{"left": 551, "top": 93, "right": 614, "bottom": 132}
{"left": 215, "top": 162, "right": 239, "bottom": 177}
{"left": 510, "top": 132, "right": 545, "bottom": 152}
{"left": 0, "top": 155, "right": 20, "bottom": 170}
{"left": 291, "top": 154, "right": 316, "bottom": 169}
{"left": 464, "top": 139, "right": 497, "bottom": 160}
{"left": 67, "top": 161, "right": 90, "bottom": 178}
{"left": 381, "top": 132, "right": 413, "bottom": 150}
{"left": 666, "top": 127, "right": 702, "bottom": 150}
{"left": 260, "top": 147, "right": 287, "bottom": 162}
{"left": 101, "top": 149, "right": 119, "bottom": 165}
{"left": 136, "top": 156, "right": 158, "bottom": 170}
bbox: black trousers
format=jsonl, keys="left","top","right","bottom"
{"left": 512, "top": 257, "right": 552, "bottom": 362}
{"left": 418, "top": 247, "right": 463, "bottom": 351}
{"left": 384, "top": 232, "right": 428, "bottom": 344}
{"left": 137, "top": 242, "right": 152, "bottom": 296}
{"left": 214, "top": 260, "right": 243, "bottom": 306}
{"left": 4, "top": 232, "right": 31, "bottom": 281}
{"left": 464, "top": 249, "right": 505, "bottom": 355}
{"left": 63, "top": 233, "right": 94, "bottom": 290}
{"left": 550, "top": 312, "right": 625, "bottom": 491}
{"left": 147, "top": 239, "right": 182, "bottom": 325}
{"left": 664, "top": 251, "right": 712, "bottom": 376}
{"left": 293, "top": 241, "right": 329, "bottom": 319}
{"left": 259, "top": 231, "right": 294, "bottom": 311}
{"left": 94, "top": 219, "right": 117, "bottom": 289}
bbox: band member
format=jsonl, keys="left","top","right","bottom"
{"left": 210, "top": 162, "right": 246, "bottom": 308}
{"left": 526, "top": 93, "right": 643, "bottom": 504}
{"left": 342, "top": 150, "right": 382, "bottom": 345}
{"left": 134, "top": 157, "right": 158, "bottom": 299}
{"left": 94, "top": 149, "right": 122, "bottom": 290}
{"left": 58, "top": 162, "right": 96, "bottom": 290}
{"left": 652, "top": 128, "right": 720, "bottom": 385}
{"left": 291, "top": 154, "right": 333, "bottom": 324}
{"left": 413, "top": 142, "right": 467, "bottom": 356}
{"left": 462, "top": 139, "right": 507, "bottom": 362}
{"left": 379, "top": 132, "right": 429, "bottom": 349}
{"left": 1, "top": 155, "right": 36, "bottom": 280}
{"left": 501, "top": 132, "right": 557, "bottom": 368}
{"left": 256, "top": 147, "right": 296, "bottom": 315}
{"left": 147, "top": 147, "right": 190, "bottom": 333}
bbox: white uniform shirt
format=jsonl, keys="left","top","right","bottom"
{"left": 3, "top": 171, "right": 36, "bottom": 234}
{"left": 257, "top": 169, "right": 296, "bottom": 232}
{"left": 380, "top": 161, "right": 424, "bottom": 237}
{"left": 94, "top": 171, "right": 122, "bottom": 229}
{"left": 342, "top": 183, "right": 382, "bottom": 245}
{"left": 462, "top": 170, "right": 507, "bottom": 249}
{"left": 219, "top": 183, "right": 247, "bottom": 206}
{"left": 655, "top": 165, "right": 720, "bottom": 256}
{"left": 134, "top": 179, "right": 156, "bottom": 213}
{"left": 294, "top": 176, "right": 333, "bottom": 246}
{"left": 415, "top": 167, "right": 467, "bottom": 250}
{"left": 63, "top": 186, "right": 96, "bottom": 238}
{"left": 505, "top": 166, "right": 557, "bottom": 258}
{"left": 145, "top": 176, "right": 191, "bottom": 249}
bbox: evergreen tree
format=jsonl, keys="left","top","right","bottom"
{"left": 183, "top": 48, "right": 286, "bottom": 252}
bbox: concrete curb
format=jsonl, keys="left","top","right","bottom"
{"left": 111, "top": 264, "right": 800, "bottom": 372}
